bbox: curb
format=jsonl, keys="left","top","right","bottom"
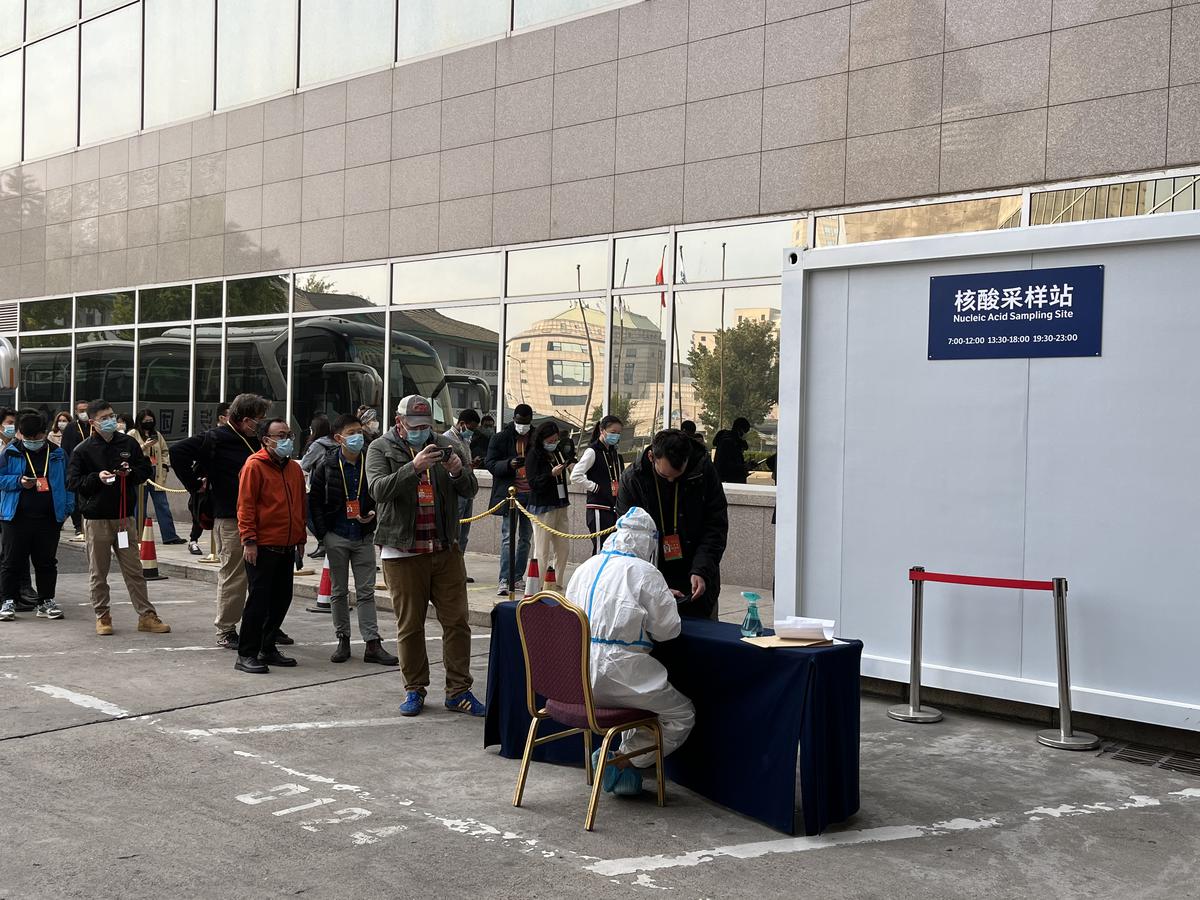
{"left": 59, "top": 539, "right": 495, "bottom": 630}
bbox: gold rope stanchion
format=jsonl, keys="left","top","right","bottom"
{"left": 513, "top": 499, "right": 617, "bottom": 541}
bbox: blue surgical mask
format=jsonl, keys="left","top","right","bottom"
{"left": 604, "top": 432, "right": 621, "bottom": 447}
{"left": 343, "top": 433, "right": 365, "bottom": 453}
{"left": 406, "top": 428, "right": 430, "bottom": 447}
{"left": 2, "top": 425, "right": 14, "bottom": 438}
{"left": 98, "top": 418, "right": 119, "bottom": 434}
{"left": 23, "top": 439, "right": 45, "bottom": 451}
{"left": 460, "top": 427, "right": 473, "bottom": 439}
{"left": 543, "top": 441, "right": 559, "bottom": 453}
{"left": 273, "top": 438, "right": 294, "bottom": 458}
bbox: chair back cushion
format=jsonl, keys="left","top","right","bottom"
{"left": 517, "top": 597, "right": 588, "bottom": 706}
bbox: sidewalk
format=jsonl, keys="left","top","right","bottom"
{"left": 58, "top": 532, "right": 774, "bottom": 630}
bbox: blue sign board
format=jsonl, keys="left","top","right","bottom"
{"left": 928, "top": 265, "right": 1103, "bottom": 360}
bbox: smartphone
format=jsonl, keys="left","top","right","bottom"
{"left": 514, "top": 455, "right": 525, "bottom": 467}
{"left": 440, "top": 446, "right": 453, "bottom": 461}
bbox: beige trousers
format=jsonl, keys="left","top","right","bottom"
{"left": 214, "top": 517, "right": 248, "bottom": 634}
{"left": 84, "top": 517, "right": 155, "bottom": 619}
{"left": 531, "top": 505, "right": 571, "bottom": 584}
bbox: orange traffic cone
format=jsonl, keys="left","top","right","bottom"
{"left": 306, "top": 556, "right": 333, "bottom": 613}
{"left": 522, "top": 557, "right": 540, "bottom": 599}
{"left": 140, "top": 517, "right": 167, "bottom": 581}
{"left": 543, "top": 566, "right": 559, "bottom": 594}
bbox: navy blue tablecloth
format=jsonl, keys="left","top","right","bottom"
{"left": 483, "top": 602, "right": 862, "bottom": 835}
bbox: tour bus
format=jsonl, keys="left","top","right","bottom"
{"left": 16, "top": 317, "right": 490, "bottom": 443}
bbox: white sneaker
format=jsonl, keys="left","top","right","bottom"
{"left": 496, "top": 586, "right": 509, "bottom": 597}
{"left": 36, "top": 601, "right": 64, "bottom": 620}
{"left": 70, "top": 532, "right": 86, "bottom": 543}
{"left": 0, "top": 599, "right": 15, "bottom": 620}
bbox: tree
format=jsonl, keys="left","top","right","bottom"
{"left": 589, "top": 391, "right": 636, "bottom": 437}
{"left": 299, "top": 274, "right": 336, "bottom": 294}
{"left": 687, "top": 318, "right": 779, "bottom": 433}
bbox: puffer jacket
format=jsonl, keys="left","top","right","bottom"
{"left": 0, "top": 441, "right": 74, "bottom": 522}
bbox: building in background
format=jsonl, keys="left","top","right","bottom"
{"left": 1, "top": 0, "right": 1197, "bottom": 485}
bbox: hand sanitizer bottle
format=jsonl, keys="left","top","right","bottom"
{"left": 740, "top": 592, "right": 763, "bottom": 637}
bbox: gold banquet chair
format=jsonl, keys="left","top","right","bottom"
{"left": 512, "top": 591, "right": 666, "bottom": 831}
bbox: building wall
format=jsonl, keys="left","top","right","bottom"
{"left": 3, "top": 0, "right": 1199, "bottom": 301}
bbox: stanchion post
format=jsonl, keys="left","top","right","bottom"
{"left": 888, "top": 566, "right": 943, "bottom": 724}
{"left": 1037, "top": 578, "right": 1099, "bottom": 750}
{"left": 507, "top": 487, "right": 517, "bottom": 598}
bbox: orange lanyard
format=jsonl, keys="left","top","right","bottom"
{"left": 338, "top": 454, "right": 363, "bottom": 501}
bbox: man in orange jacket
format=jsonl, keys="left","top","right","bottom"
{"left": 234, "top": 418, "right": 307, "bottom": 674}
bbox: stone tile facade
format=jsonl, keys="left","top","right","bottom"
{"left": 2, "top": 0, "right": 1200, "bottom": 300}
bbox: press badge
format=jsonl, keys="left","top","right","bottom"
{"left": 662, "top": 533, "right": 682, "bottom": 561}
{"left": 35, "top": 477, "right": 49, "bottom": 492}
{"left": 117, "top": 531, "right": 130, "bottom": 549}
{"left": 516, "top": 466, "right": 527, "bottom": 481}
{"left": 557, "top": 482, "right": 566, "bottom": 500}
{"left": 611, "top": 480, "right": 619, "bottom": 498}
{"left": 345, "top": 499, "right": 361, "bottom": 519}
{"left": 417, "top": 481, "right": 435, "bottom": 507}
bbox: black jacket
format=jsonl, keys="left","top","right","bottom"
{"left": 713, "top": 429, "right": 750, "bottom": 484}
{"left": 60, "top": 420, "right": 89, "bottom": 456}
{"left": 525, "top": 447, "right": 569, "bottom": 509}
{"left": 65, "top": 432, "right": 152, "bottom": 520}
{"left": 469, "top": 430, "right": 491, "bottom": 464}
{"left": 170, "top": 424, "right": 261, "bottom": 519}
{"left": 309, "top": 446, "right": 376, "bottom": 540}
{"left": 616, "top": 442, "right": 729, "bottom": 619}
{"left": 484, "top": 424, "right": 532, "bottom": 514}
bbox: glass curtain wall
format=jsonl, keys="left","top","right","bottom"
{"left": 11, "top": 221, "right": 797, "bottom": 486}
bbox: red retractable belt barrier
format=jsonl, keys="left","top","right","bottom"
{"left": 908, "top": 569, "right": 1054, "bottom": 592}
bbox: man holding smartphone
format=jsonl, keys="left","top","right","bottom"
{"left": 366, "top": 395, "right": 483, "bottom": 718}
{"left": 66, "top": 400, "right": 171, "bottom": 636}
{"left": 309, "top": 413, "right": 398, "bottom": 666}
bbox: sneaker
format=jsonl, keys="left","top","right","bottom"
{"left": 36, "top": 601, "right": 64, "bottom": 620}
{"left": 496, "top": 586, "right": 509, "bottom": 597}
{"left": 187, "top": 541, "right": 202, "bottom": 555}
{"left": 445, "top": 690, "right": 486, "bottom": 717}
{"left": 216, "top": 630, "right": 239, "bottom": 650}
{"left": 95, "top": 613, "right": 113, "bottom": 636}
{"left": 70, "top": 532, "right": 86, "bottom": 543}
{"left": 399, "top": 691, "right": 425, "bottom": 717}
{"left": 0, "top": 599, "right": 15, "bottom": 621}
{"left": 611, "top": 767, "right": 644, "bottom": 797}
{"left": 137, "top": 612, "right": 171, "bottom": 633}
{"left": 162, "top": 538, "right": 186, "bottom": 545}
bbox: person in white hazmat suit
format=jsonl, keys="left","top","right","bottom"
{"left": 564, "top": 506, "right": 696, "bottom": 796}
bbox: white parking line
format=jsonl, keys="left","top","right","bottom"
{"left": 587, "top": 790, "right": 1200, "bottom": 878}
{"left": 177, "top": 717, "right": 424, "bottom": 736}
{"left": 26, "top": 683, "right": 131, "bottom": 718}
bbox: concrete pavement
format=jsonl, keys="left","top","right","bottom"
{"left": 1, "top": 555, "right": 1198, "bottom": 898}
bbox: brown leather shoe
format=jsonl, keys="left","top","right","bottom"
{"left": 137, "top": 612, "right": 171, "bottom": 633}
{"left": 95, "top": 613, "right": 113, "bottom": 636}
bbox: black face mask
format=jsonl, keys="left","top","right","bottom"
{"left": 141, "top": 421, "right": 155, "bottom": 432}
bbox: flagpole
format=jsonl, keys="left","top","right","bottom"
{"left": 576, "top": 264, "right": 596, "bottom": 443}
{"left": 718, "top": 241, "right": 726, "bottom": 432}
{"left": 650, "top": 245, "right": 666, "bottom": 437}
{"left": 674, "top": 248, "right": 686, "bottom": 424}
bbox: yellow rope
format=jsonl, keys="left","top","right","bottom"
{"left": 457, "top": 497, "right": 510, "bottom": 524}
{"left": 145, "top": 479, "right": 190, "bottom": 494}
{"left": 514, "top": 499, "right": 616, "bottom": 541}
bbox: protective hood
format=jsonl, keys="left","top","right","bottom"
{"left": 603, "top": 506, "right": 658, "bottom": 563}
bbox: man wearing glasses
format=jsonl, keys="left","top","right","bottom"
{"left": 172, "top": 393, "right": 293, "bottom": 650}
{"left": 233, "top": 418, "right": 307, "bottom": 674}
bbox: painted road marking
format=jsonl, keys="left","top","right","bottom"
{"left": 26, "top": 683, "right": 131, "bottom": 718}
{"left": 587, "top": 790, "right": 1200, "bottom": 878}
{"left": 177, "top": 717, "right": 428, "bottom": 736}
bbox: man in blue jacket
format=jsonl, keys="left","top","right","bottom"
{"left": 0, "top": 413, "right": 72, "bottom": 621}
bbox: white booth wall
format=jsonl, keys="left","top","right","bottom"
{"left": 776, "top": 212, "right": 1200, "bottom": 731}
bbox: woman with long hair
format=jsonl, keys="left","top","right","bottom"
{"left": 525, "top": 419, "right": 572, "bottom": 583}
{"left": 570, "top": 415, "right": 624, "bottom": 555}
{"left": 48, "top": 410, "right": 71, "bottom": 447}
{"left": 136, "top": 408, "right": 184, "bottom": 543}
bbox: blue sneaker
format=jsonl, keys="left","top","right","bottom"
{"left": 612, "top": 767, "right": 644, "bottom": 797}
{"left": 445, "top": 690, "right": 486, "bottom": 717}
{"left": 591, "top": 748, "right": 621, "bottom": 793}
{"left": 399, "top": 691, "right": 425, "bottom": 717}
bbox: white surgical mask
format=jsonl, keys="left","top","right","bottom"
{"left": 77, "top": 412, "right": 88, "bottom": 422}
{"left": 514, "top": 423, "right": 531, "bottom": 435}
{"left": 56, "top": 420, "right": 67, "bottom": 431}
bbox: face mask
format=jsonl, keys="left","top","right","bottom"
{"left": 2, "top": 425, "right": 13, "bottom": 438}
{"left": 98, "top": 418, "right": 119, "bottom": 434}
{"left": 24, "top": 439, "right": 45, "bottom": 451}
{"left": 116, "top": 425, "right": 126, "bottom": 433}
{"left": 77, "top": 412, "right": 88, "bottom": 422}
{"left": 272, "top": 437, "right": 294, "bottom": 458}
{"left": 56, "top": 421, "right": 67, "bottom": 431}
{"left": 364, "top": 422, "right": 379, "bottom": 435}
{"left": 343, "top": 433, "right": 365, "bottom": 453}
{"left": 604, "top": 432, "right": 621, "bottom": 447}
{"left": 543, "top": 441, "right": 559, "bottom": 453}
{"left": 141, "top": 421, "right": 155, "bottom": 431}
{"left": 405, "top": 428, "right": 430, "bottom": 447}
{"left": 459, "top": 427, "right": 473, "bottom": 439}
{"left": 514, "top": 423, "right": 531, "bottom": 435}
{"left": 481, "top": 426, "right": 494, "bottom": 437}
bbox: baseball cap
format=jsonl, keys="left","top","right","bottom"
{"left": 397, "top": 395, "right": 434, "bottom": 426}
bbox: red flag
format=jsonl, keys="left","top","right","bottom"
{"left": 656, "top": 247, "right": 666, "bottom": 307}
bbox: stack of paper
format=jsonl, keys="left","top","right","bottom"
{"left": 774, "top": 617, "right": 836, "bottom": 641}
